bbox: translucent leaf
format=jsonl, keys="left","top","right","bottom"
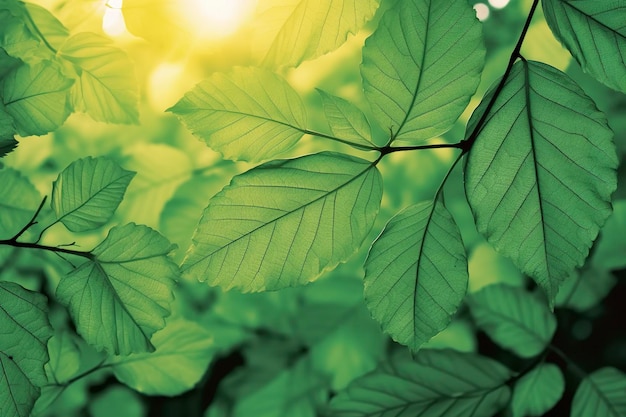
{"left": 183, "top": 151, "right": 382, "bottom": 292}
{"left": 543, "top": 0, "right": 626, "bottom": 92}
{"left": 511, "top": 363, "right": 564, "bottom": 417}
{"left": 1, "top": 60, "right": 73, "bottom": 136}
{"left": 0, "top": 167, "right": 41, "bottom": 237}
{"left": 361, "top": 0, "right": 484, "bottom": 142}
{"left": 556, "top": 267, "right": 616, "bottom": 312}
{"left": 261, "top": 0, "right": 380, "bottom": 69}
{"left": 468, "top": 284, "right": 556, "bottom": 358}
{"left": 464, "top": 60, "right": 617, "bottom": 304}
{"left": 317, "top": 89, "right": 374, "bottom": 147}
{"left": 51, "top": 156, "right": 136, "bottom": 232}
{"left": 56, "top": 223, "right": 178, "bottom": 355}
{"left": 111, "top": 320, "right": 214, "bottom": 396}
{"left": 169, "top": 67, "right": 307, "bottom": 162}
{"left": 329, "top": 349, "right": 512, "bottom": 417}
{"left": 572, "top": 367, "right": 626, "bottom": 417}
{"left": 364, "top": 200, "right": 468, "bottom": 351}
{"left": 0, "top": 282, "right": 53, "bottom": 417}
{"left": 23, "top": 2, "right": 69, "bottom": 50}
{"left": 59, "top": 33, "right": 139, "bottom": 124}
{"left": 0, "top": 103, "right": 16, "bottom": 157}
{"left": 45, "top": 331, "right": 82, "bottom": 384}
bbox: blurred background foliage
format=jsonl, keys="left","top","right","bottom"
{"left": 1, "top": 0, "right": 625, "bottom": 416}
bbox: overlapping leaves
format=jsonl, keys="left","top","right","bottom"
{"left": 464, "top": 60, "right": 617, "bottom": 303}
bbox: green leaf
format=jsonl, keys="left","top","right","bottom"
{"left": 464, "top": 60, "right": 617, "bottom": 304}
{"left": 469, "top": 284, "right": 556, "bottom": 358}
{"left": 361, "top": 0, "right": 484, "bottom": 142}
{"left": 0, "top": 102, "right": 16, "bottom": 157}
{"left": 169, "top": 67, "right": 307, "bottom": 162}
{"left": 317, "top": 89, "right": 375, "bottom": 147}
{"left": 111, "top": 319, "right": 214, "bottom": 396}
{"left": 556, "top": 267, "right": 616, "bottom": 312}
{"left": 59, "top": 32, "right": 139, "bottom": 124}
{"left": 261, "top": 0, "right": 380, "bottom": 69}
{"left": 51, "top": 156, "right": 136, "bottom": 232}
{"left": 543, "top": 0, "right": 626, "bottom": 93}
{"left": 0, "top": 47, "right": 20, "bottom": 78}
{"left": 56, "top": 223, "right": 178, "bottom": 355}
{"left": 0, "top": 167, "right": 40, "bottom": 237}
{"left": 329, "top": 349, "right": 512, "bottom": 417}
{"left": 572, "top": 367, "right": 626, "bottom": 417}
{"left": 364, "top": 200, "right": 468, "bottom": 351}
{"left": 592, "top": 200, "right": 626, "bottom": 270}
{"left": 0, "top": 282, "right": 53, "bottom": 417}
{"left": 511, "top": 363, "right": 564, "bottom": 417}
{"left": 1, "top": 60, "right": 73, "bottom": 136}
{"left": 182, "top": 151, "right": 382, "bottom": 292}
{"left": 23, "top": 2, "right": 69, "bottom": 50}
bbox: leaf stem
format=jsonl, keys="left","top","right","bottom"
{"left": 548, "top": 344, "right": 588, "bottom": 380}
{"left": 301, "top": 128, "right": 379, "bottom": 151}
{"left": 461, "top": 0, "right": 540, "bottom": 154}
{"left": 10, "top": 196, "right": 47, "bottom": 241}
{"left": 379, "top": 142, "right": 465, "bottom": 156}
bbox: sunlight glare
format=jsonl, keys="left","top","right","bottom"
{"left": 181, "top": 0, "right": 257, "bottom": 40}
{"left": 473, "top": 3, "right": 490, "bottom": 21}
{"left": 102, "top": 0, "right": 127, "bottom": 37}
{"left": 488, "top": 0, "right": 510, "bottom": 9}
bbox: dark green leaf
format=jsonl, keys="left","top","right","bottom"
{"left": 0, "top": 102, "right": 16, "bottom": 157}
{"left": 52, "top": 156, "right": 135, "bottom": 232}
{"left": 556, "top": 267, "right": 616, "bottom": 312}
{"left": 572, "top": 367, "right": 626, "bottom": 417}
{"left": 169, "top": 67, "right": 307, "bottom": 162}
{"left": 464, "top": 60, "right": 617, "bottom": 304}
{"left": 469, "top": 284, "right": 556, "bottom": 358}
{"left": 182, "top": 152, "right": 382, "bottom": 292}
{"left": 543, "top": 0, "right": 626, "bottom": 92}
{"left": 1, "top": 60, "right": 73, "bottom": 136}
{"left": 592, "top": 200, "right": 626, "bottom": 270}
{"left": 511, "top": 363, "right": 564, "bottom": 417}
{"left": 0, "top": 167, "right": 40, "bottom": 237}
{"left": 0, "top": 282, "right": 53, "bottom": 417}
{"left": 364, "top": 200, "right": 468, "bottom": 351}
{"left": 361, "top": 0, "right": 484, "bottom": 142}
{"left": 56, "top": 223, "right": 178, "bottom": 355}
{"left": 329, "top": 349, "right": 512, "bottom": 417}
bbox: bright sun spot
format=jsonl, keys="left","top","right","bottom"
{"left": 102, "top": 0, "right": 127, "bottom": 37}
{"left": 473, "top": 3, "right": 490, "bottom": 21}
{"left": 182, "top": 0, "right": 257, "bottom": 40}
{"left": 488, "top": 0, "right": 510, "bottom": 9}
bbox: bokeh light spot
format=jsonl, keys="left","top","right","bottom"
{"left": 473, "top": 3, "right": 490, "bottom": 21}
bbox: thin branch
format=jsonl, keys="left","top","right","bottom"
{"left": 0, "top": 239, "right": 94, "bottom": 260}
{"left": 10, "top": 196, "right": 48, "bottom": 241}
{"left": 461, "top": 0, "right": 540, "bottom": 154}
{"left": 548, "top": 344, "right": 589, "bottom": 380}
{"left": 379, "top": 141, "right": 465, "bottom": 156}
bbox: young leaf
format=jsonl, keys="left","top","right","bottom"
{"left": 59, "top": 32, "right": 139, "bottom": 124}
{"left": 261, "top": 0, "right": 379, "bottom": 69}
{"left": 543, "top": 0, "right": 626, "bottom": 93}
{"left": 572, "top": 367, "right": 626, "bottom": 417}
{"left": 468, "top": 284, "right": 556, "bottom": 358}
{"left": 317, "top": 89, "right": 375, "bottom": 147}
{"left": 464, "top": 60, "right": 617, "bottom": 304}
{"left": 56, "top": 223, "right": 178, "bottom": 355}
{"left": 182, "top": 151, "right": 382, "bottom": 292}
{"left": 1, "top": 60, "right": 73, "bottom": 136}
{"left": 0, "top": 282, "right": 53, "bottom": 417}
{"left": 0, "top": 167, "right": 41, "bottom": 237}
{"left": 361, "top": 0, "right": 484, "bottom": 142}
{"left": 111, "top": 320, "right": 215, "bottom": 396}
{"left": 51, "top": 156, "right": 136, "bottom": 232}
{"left": 169, "top": 67, "right": 307, "bottom": 162}
{"left": 511, "top": 363, "right": 564, "bottom": 417}
{"left": 329, "top": 349, "right": 512, "bottom": 417}
{"left": 364, "top": 200, "right": 468, "bottom": 352}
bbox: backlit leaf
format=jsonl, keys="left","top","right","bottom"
{"left": 111, "top": 320, "right": 214, "bottom": 396}
{"left": 183, "top": 151, "right": 382, "bottom": 291}
{"left": 0, "top": 282, "right": 53, "bottom": 417}
{"left": 511, "top": 363, "right": 564, "bottom": 417}
{"left": 56, "top": 223, "right": 178, "bottom": 355}
{"left": 317, "top": 89, "right": 374, "bottom": 147}
{"left": 0, "top": 102, "right": 16, "bottom": 157}
{"left": 1, "top": 60, "right": 73, "bottom": 136}
{"left": 364, "top": 200, "right": 468, "bottom": 351}
{"left": 543, "top": 0, "right": 626, "bottom": 92}
{"left": 59, "top": 32, "right": 139, "bottom": 124}
{"left": 464, "top": 60, "right": 617, "bottom": 304}
{"left": 361, "top": 0, "right": 484, "bottom": 142}
{"left": 52, "top": 156, "right": 136, "bottom": 232}
{"left": 169, "top": 67, "right": 307, "bottom": 162}
{"left": 468, "top": 284, "right": 556, "bottom": 358}
{"left": 0, "top": 167, "right": 40, "bottom": 237}
{"left": 572, "top": 367, "right": 626, "bottom": 417}
{"left": 329, "top": 349, "right": 512, "bottom": 417}
{"left": 261, "top": 0, "right": 379, "bottom": 69}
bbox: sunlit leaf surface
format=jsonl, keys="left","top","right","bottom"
{"left": 317, "top": 89, "right": 374, "bottom": 147}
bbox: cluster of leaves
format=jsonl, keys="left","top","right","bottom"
{"left": 1, "top": 0, "right": 626, "bottom": 416}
